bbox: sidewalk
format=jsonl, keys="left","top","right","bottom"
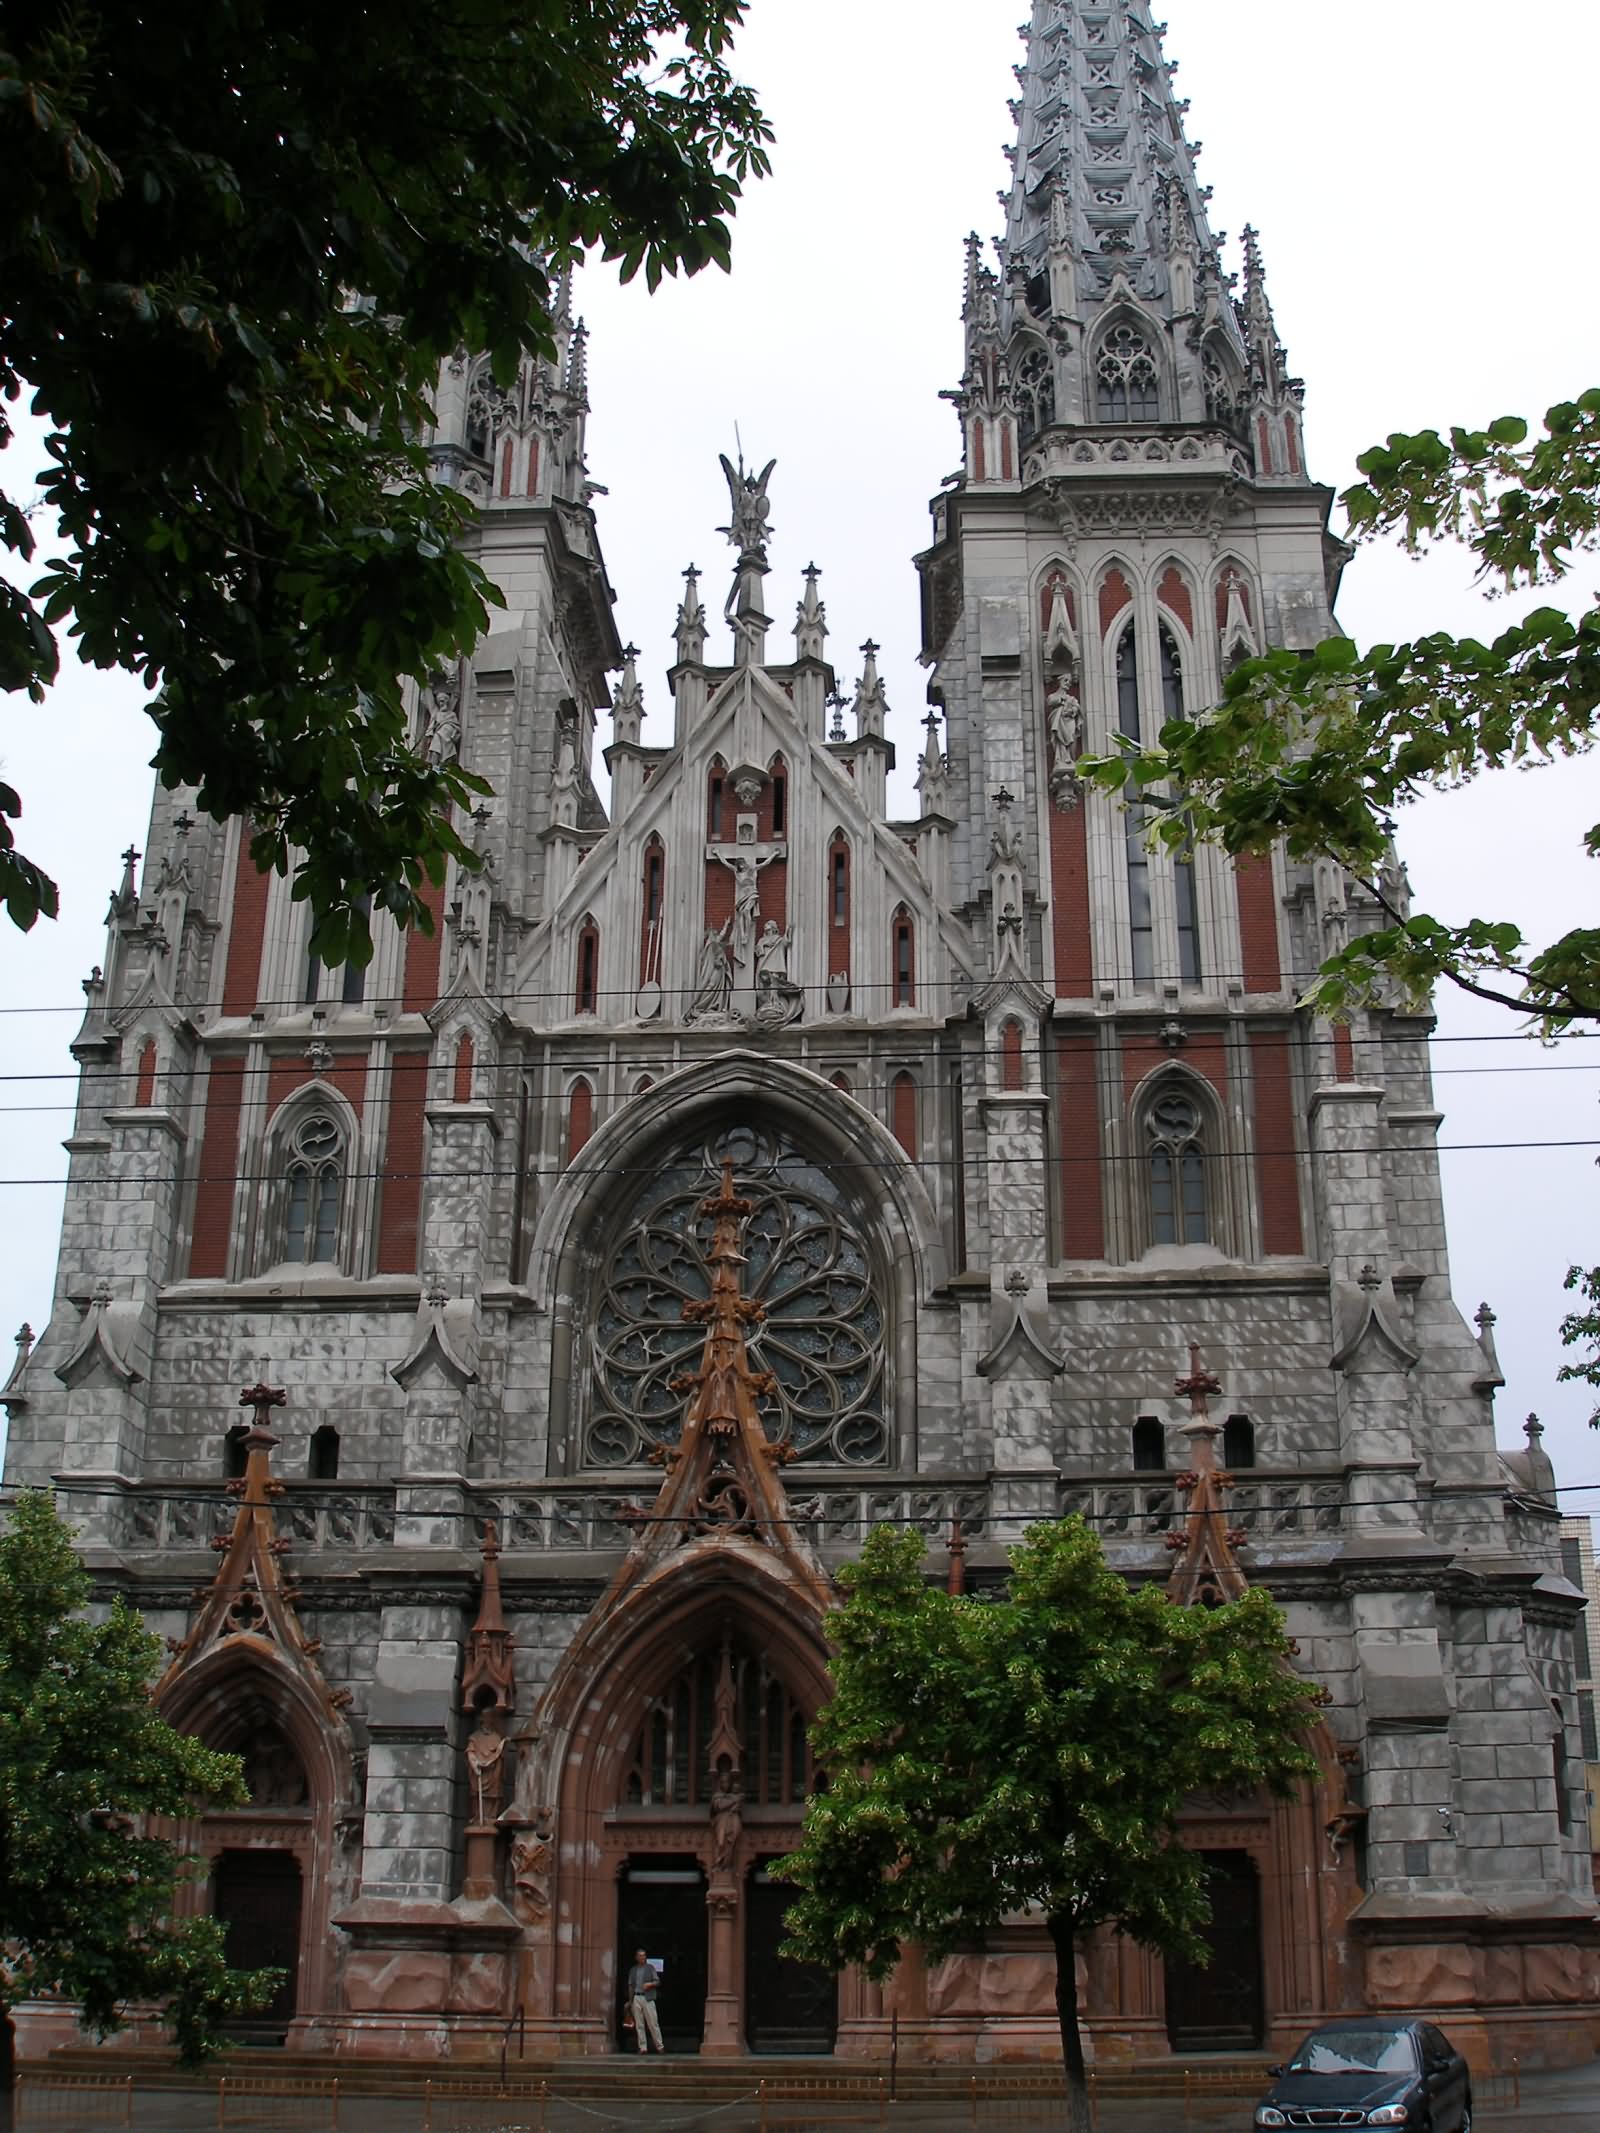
{"left": 23, "top": 2061, "right": 1600, "bottom": 2133}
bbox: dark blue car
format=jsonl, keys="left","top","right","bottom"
{"left": 1252, "top": 2018, "right": 1472, "bottom": 2131}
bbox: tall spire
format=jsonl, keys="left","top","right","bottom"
{"left": 998, "top": 0, "right": 1225, "bottom": 337}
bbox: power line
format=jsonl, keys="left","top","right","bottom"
{"left": 0, "top": 1136, "right": 1593, "bottom": 1192}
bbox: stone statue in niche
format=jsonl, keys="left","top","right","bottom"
{"left": 550, "top": 722, "right": 581, "bottom": 829}
{"left": 243, "top": 1735, "right": 309, "bottom": 1809}
{"left": 987, "top": 788, "right": 1027, "bottom": 978}
{"left": 1045, "top": 670, "right": 1083, "bottom": 808}
{"left": 709, "top": 1776, "right": 743, "bottom": 1872}
{"left": 465, "top": 1710, "right": 510, "bottom": 1825}
{"left": 423, "top": 670, "right": 462, "bottom": 766}
{"left": 686, "top": 921, "right": 735, "bottom": 1024}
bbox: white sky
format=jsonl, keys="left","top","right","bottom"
{"left": 3, "top": 0, "right": 1599, "bottom": 1507}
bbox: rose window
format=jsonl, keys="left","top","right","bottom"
{"left": 587, "top": 1126, "right": 888, "bottom": 1470}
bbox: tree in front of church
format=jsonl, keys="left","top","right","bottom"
{"left": 0, "top": 1492, "right": 275, "bottom": 2132}
{"left": 779, "top": 1520, "right": 1320, "bottom": 2133}
{"left": 1080, "top": 391, "right": 1600, "bottom": 1034}
{"left": 1, "top": 2, "right": 771, "bottom": 965}
{"left": 1559, "top": 1263, "right": 1600, "bottom": 1425}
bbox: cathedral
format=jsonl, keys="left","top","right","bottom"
{"left": 5, "top": 0, "right": 1597, "bottom": 2076}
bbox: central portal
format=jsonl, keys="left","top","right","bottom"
{"left": 744, "top": 1860, "right": 837, "bottom": 2054}
{"left": 617, "top": 1858, "right": 708, "bottom": 2053}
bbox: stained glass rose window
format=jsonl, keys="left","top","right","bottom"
{"left": 587, "top": 1125, "right": 888, "bottom": 1469}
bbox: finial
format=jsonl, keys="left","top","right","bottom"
{"left": 1357, "top": 1263, "right": 1382, "bottom": 1293}
{"left": 1475, "top": 1302, "right": 1496, "bottom": 1334}
{"left": 173, "top": 810, "right": 194, "bottom": 836}
{"left": 1525, "top": 1412, "right": 1544, "bottom": 1443}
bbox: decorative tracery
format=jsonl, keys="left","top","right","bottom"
{"left": 1146, "top": 1085, "right": 1210, "bottom": 1245}
{"left": 283, "top": 1114, "right": 342, "bottom": 1264}
{"left": 588, "top": 1127, "right": 888, "bottom": 1470}
{"left": 621, "top": 1641, "right": 811, "bottom": 1809}
{"left": 1014, "top": 345, "right": 1055, "bottom": 448}
{"left": 1096, "top": 324, "right": 1160, "bottom": 423}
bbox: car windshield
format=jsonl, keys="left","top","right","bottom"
{"left": 1288, "top": 2028, "right": 1419, "bottom": 2076}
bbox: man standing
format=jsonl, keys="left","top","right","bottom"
{"left": 627, "top": 1948, "right": 664, "bottom": 2055}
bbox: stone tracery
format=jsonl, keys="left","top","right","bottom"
{"left": 589, "top": 1126, "right": 888, "bottom": 1470}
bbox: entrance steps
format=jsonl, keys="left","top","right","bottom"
{"left": 37, "top": 2044, "right": 1276, "bottom": 2101}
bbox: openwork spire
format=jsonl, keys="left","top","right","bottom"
{"left": 156, "top": 1383, "right": 351, "bottom": 1726}
{"left": 1164, "top": 1344, "right": 1250, "bottom": 1607}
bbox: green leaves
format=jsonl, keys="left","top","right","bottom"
{"left": 782, "top": 1520, "right": 1320, "bottom": 1986}
{"left": 0, "top": 1493, "right": 272, "bottom": 2055}
{"left": 1558, "top": 1266, "right": 1600, "bottom": 1427}
{"left": 0, "top": 0, "right": 770, "bottom": 943}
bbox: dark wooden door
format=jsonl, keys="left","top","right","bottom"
{"left": 211, "top": 1849, "right": 302, "bottom": 2042}
{"left": 617, "top": 1858, "right": 708, "bottom": 2054}
{"left": 743, "top": 1861, "right": 837, "bottom": 2055}
{"left": 1164, "top": 1850, "right": 1263, "bottom": 2051}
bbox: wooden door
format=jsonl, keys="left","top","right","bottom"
{"left": 743, "top": 1860, "right": 837, "bottom": 2055}
{"left": 211, "top": 1849, "right": 302, "bottom": 2042}
{"left": 1163, "top": 1850, "right": 1263, "bottom": 2051}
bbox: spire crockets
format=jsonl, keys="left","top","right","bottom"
{"left": 952, "top": 0, "right": 1305, "bottom": 478}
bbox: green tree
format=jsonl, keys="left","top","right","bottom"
{"left": 1080, "top": 393, "right": 1600, "bottom": 1033}
{"left": 1558, "top": 1263, "right": 1600, "bottom": 1425}
{"left": 0, "top": 1491, "right": 274, "bottom": 2132}
{"left": 1, "top": 1, "right": 771, "bottom": 963}
{"left": 779, "top": 1520, "right": 1321, "bottom": 2133}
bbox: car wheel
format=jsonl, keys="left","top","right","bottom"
{"left": 1459, "top": 2098, "right": 1471, "bottom": 2133}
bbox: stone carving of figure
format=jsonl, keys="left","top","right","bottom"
{"left": 717, "top": 454, "right": 777, "bottom": 567}
{"left": 551, "top": 725, "right": 581, "bottom": 829}
{"left": 510, "top": 1830, "right": 553, "bottom": 1923}
{"left": 423, "top": 671, "right": 462, "bottom": 766}
{"left": 465, "top": 1714, "right": 509, "bottom": 1825}
{"left": 709, "top": 1777, "right": 743, "bottom": 1873}
{"left": 1045, "top": 671, "right": 1083, "bottom": 807}
{"left": 755, "top": 921, "right": 791, "bottom": 991}
{"left": 686, "top": 922, "right": 734, "bottom": 1022}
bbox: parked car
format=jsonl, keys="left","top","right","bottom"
{"left": 1252, "top": 2017, "right": 1472, "bottom": 2130}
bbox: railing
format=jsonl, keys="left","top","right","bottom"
{"left": 1060, "top": 1473, "right": 1345, "bottom": 1541}
{"left": 118, "top": 1488, "right": 396, "bottom": 1552}
{"left": 16, "top": 2072, "right": 134, "bottom": 2125}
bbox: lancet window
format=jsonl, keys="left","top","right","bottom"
{"left": 588, "top": 1126, "right": 888, "bottom": 1470}
{"left": 283, "top": 1113, "right": 343, "bottom": 1264}
{"left": 1096, "top": 324, "right": 1159, "bottom": 423}
{"left": 1015, "top": 346, "right": 1055, "bottom": 449}
{"left": 621, "top": 1644, "right": 811, "bottom": 1809}
{"left": 1146, "top": 1084, "right": 1209, "bottom": 1246}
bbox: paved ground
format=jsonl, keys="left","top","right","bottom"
{"left": 18, "top": 2063, "right": 1600, "bottom": 2133}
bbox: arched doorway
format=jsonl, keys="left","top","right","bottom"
{"left": 213, "top": 1849, "right": 304, "bottom": 2043}
{"left": 1164, "top": 1851, "right": 1264, "bottom": 2051}
{"left": 745, "top": 1858, "right": 838, "bottom": 2054}
{"left": 616, "top": 1857, "right": 708, "bottom": 2053}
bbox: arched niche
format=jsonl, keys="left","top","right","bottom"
{"left": 528, "top": 1053, "right": 948, "bottom": 1476}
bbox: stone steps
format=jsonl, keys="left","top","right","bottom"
{"left": 37, "top": 2045, "right": 1275, "bottom": 2101}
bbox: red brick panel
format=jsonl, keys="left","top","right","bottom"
{"left": 1156, "top": 567, "right": 1193, "bottom": 635}
{"left": 1256, "top": 415, "right": 1273, "bottom": 474}
{"left": 221, "top": 837, "right": 271, "bottom": 1018}
{"left": 453, "top": 1033, "right": 475, "bottom": 1104}
{"left": 266, "top": 1055, "right": 367, "bottom": 1124}
{"left": 1250, "top": 1028, "right": 1303, "bottom": 1255}
{"left": 1234, "top": 854, "right": 1282, "bottom": 993}
{"left": 1098, "top": 566, "right": 1133, "bottom": 636}
{"left": 891, "top": 1072, "right": 917, "bottom": 1159}
{"left": 134, "top": 1041, "right": 157, "bottom": 1109}
{"left": 402, "top": 882, "right": 446, "bottom": 1013}
{"left": 1054, "top": 1033, "right": 1104, "bottom": 1261}
{"left": 1000, "top": 1020, "right": 1024, "bottom": 1092}
{"left": 704, "top": 856, "right": 734, "bottom": 934}
{"left": 1122, "top": 1031, "right": 1228, "bottom": 1105}
{"left": 1332, "top": 1024, "right": 1355, "bottom": 1081}
{"left": 758, "top": 859, "right": 788, "bottom": 934}
{"left": 1049, "top": 802, "right": 1093, "bottom": 999}
{"left": 189, "top": 1056, "right": 246, "bottom": 1277}
{"left": 376, "top": 1050, "right": 430, "bottom": 1274}
{"left": 567, "top": 1079, "right": 594, "bottom": 1162}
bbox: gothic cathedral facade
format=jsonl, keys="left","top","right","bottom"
{"left": 5, "top": 0, "right": 1597, "bottom": 2074}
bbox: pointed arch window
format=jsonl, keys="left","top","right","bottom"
{"left": 223, "top": 1423, "right": 251, "bottom": 1480}
{"left": 1160, "top": 628, "right": 1201, "bottom": 983}
{"left": 1096, "top": 324, "right": 1159, "bottom": 423}
{"left": 640, "top": 839, "right": 665, "bottom": 989}
{"left": 892, "top": 908, "right": 915, "bottom": 1007}
{"left": 1016, "top": 346, "right": 1055, "bottom": 449}
{"left": 1223, "top": 1415, "right": 1256, "bottom": 1470}
{"left": 1120, "top": 627, "right": 1153, "bottom": 984}
{"left": 1146, "top": 1085, "right": 1209, "bottom": 1245}
{"left": 707, "top": 764, "right": 727, "bottom": 840}
{"left": 575, "top": 919, "right": 600, "bottom": 1014}
{"left": 304, "top": 896, "right": 371, "bottom": 1008}
{"left": 308, "top": 1424, "right": 341, "bottom": 1481}
{"left": 622, "top": 1643, "right": 812, "bottom": 1809}
{"left": 284, "top": 1113, "right": 343, "bottom": 1264}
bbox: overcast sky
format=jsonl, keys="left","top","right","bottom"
{"left": 3, "top": 0, "right": 1599, "bottom": 1505}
